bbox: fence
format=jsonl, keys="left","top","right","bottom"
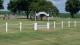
{"left": 0, "top": 21, "right": 80, "bottom": 32}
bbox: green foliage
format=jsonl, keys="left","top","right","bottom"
{"left": 8, "top": 0, "right": 59, "bottom": 19}
{"left": 30, "top": 0, "right": 59, "bottom": 16}
{"left": 0, "top": 0, "right": 3, "bottom": 9}
{"left": 8, "top": 0, "right": 33, "bottom": 18}
{"left": 8, "top": 0, "right": 17, "bottom": 14}
{"left": 65, "top": 0, "right": 80, "bottom": 18}
{"left": 8, "top": 0, "right": 32, "bottom": 12}
{"left": 29, "top": 0, "right": 59, "bottom": 20}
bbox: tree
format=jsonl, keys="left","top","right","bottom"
{"left": 8, "top": 0, "right": 33, "bottom": 19}
{"left": 30, "top": 0, "right": 59, "bottom": 20}
{"left": 8, "top": 0, "right": 59, "bottom": 20}
{"left": 0, "top": 0, "right": 3, "bottom": 9}
{"left": 65, "top": 0, "right": 80, "bottom": 18}
{"left": 8, "top": 0, "right": 17, "bottom": 15}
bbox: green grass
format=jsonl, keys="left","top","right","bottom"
{"left": 0, "top": 29, "right": 80, "bottom": 45}
{"left": 0, "top": 17, "right": 80, "bottom": 45}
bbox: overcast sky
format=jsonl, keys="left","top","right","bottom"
{"left": 3, "top": 0, "right": 67, "bottom": 13}
{"left": 49, "top": 0, "right": 67, "bottom": 13}
{"left": 3, "top": 0, "right": 10, "bottom": 11}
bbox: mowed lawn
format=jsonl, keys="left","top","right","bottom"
{"left": 0, "top": 29, "right": 80, "bottom": 45}
{"left": 0, "top": 17, "right": 80, "bottom": 45}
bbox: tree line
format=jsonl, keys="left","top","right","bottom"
{"left": 0, "top": 0, "right": 80, "bottom": 18}
{"left": 8, "top": 0, "right": 59, "bottom": 19}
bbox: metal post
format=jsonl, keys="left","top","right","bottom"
{"left": 6, "top": 22, "right": 8, "bottom": 32}
{"left": 20, "top": 22, "right": 22, "bottom": 32}
{"left": 54, "top": 21, "right": 56, "bottom": 29}
{"left": 34, "top": 23, "right": 37, "bottom": 30}
{"left": 61, "top": 21, "right": 64, "bottom": 29}
{"left": 47, "top": 22, "right": 50, "bottom": 30}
